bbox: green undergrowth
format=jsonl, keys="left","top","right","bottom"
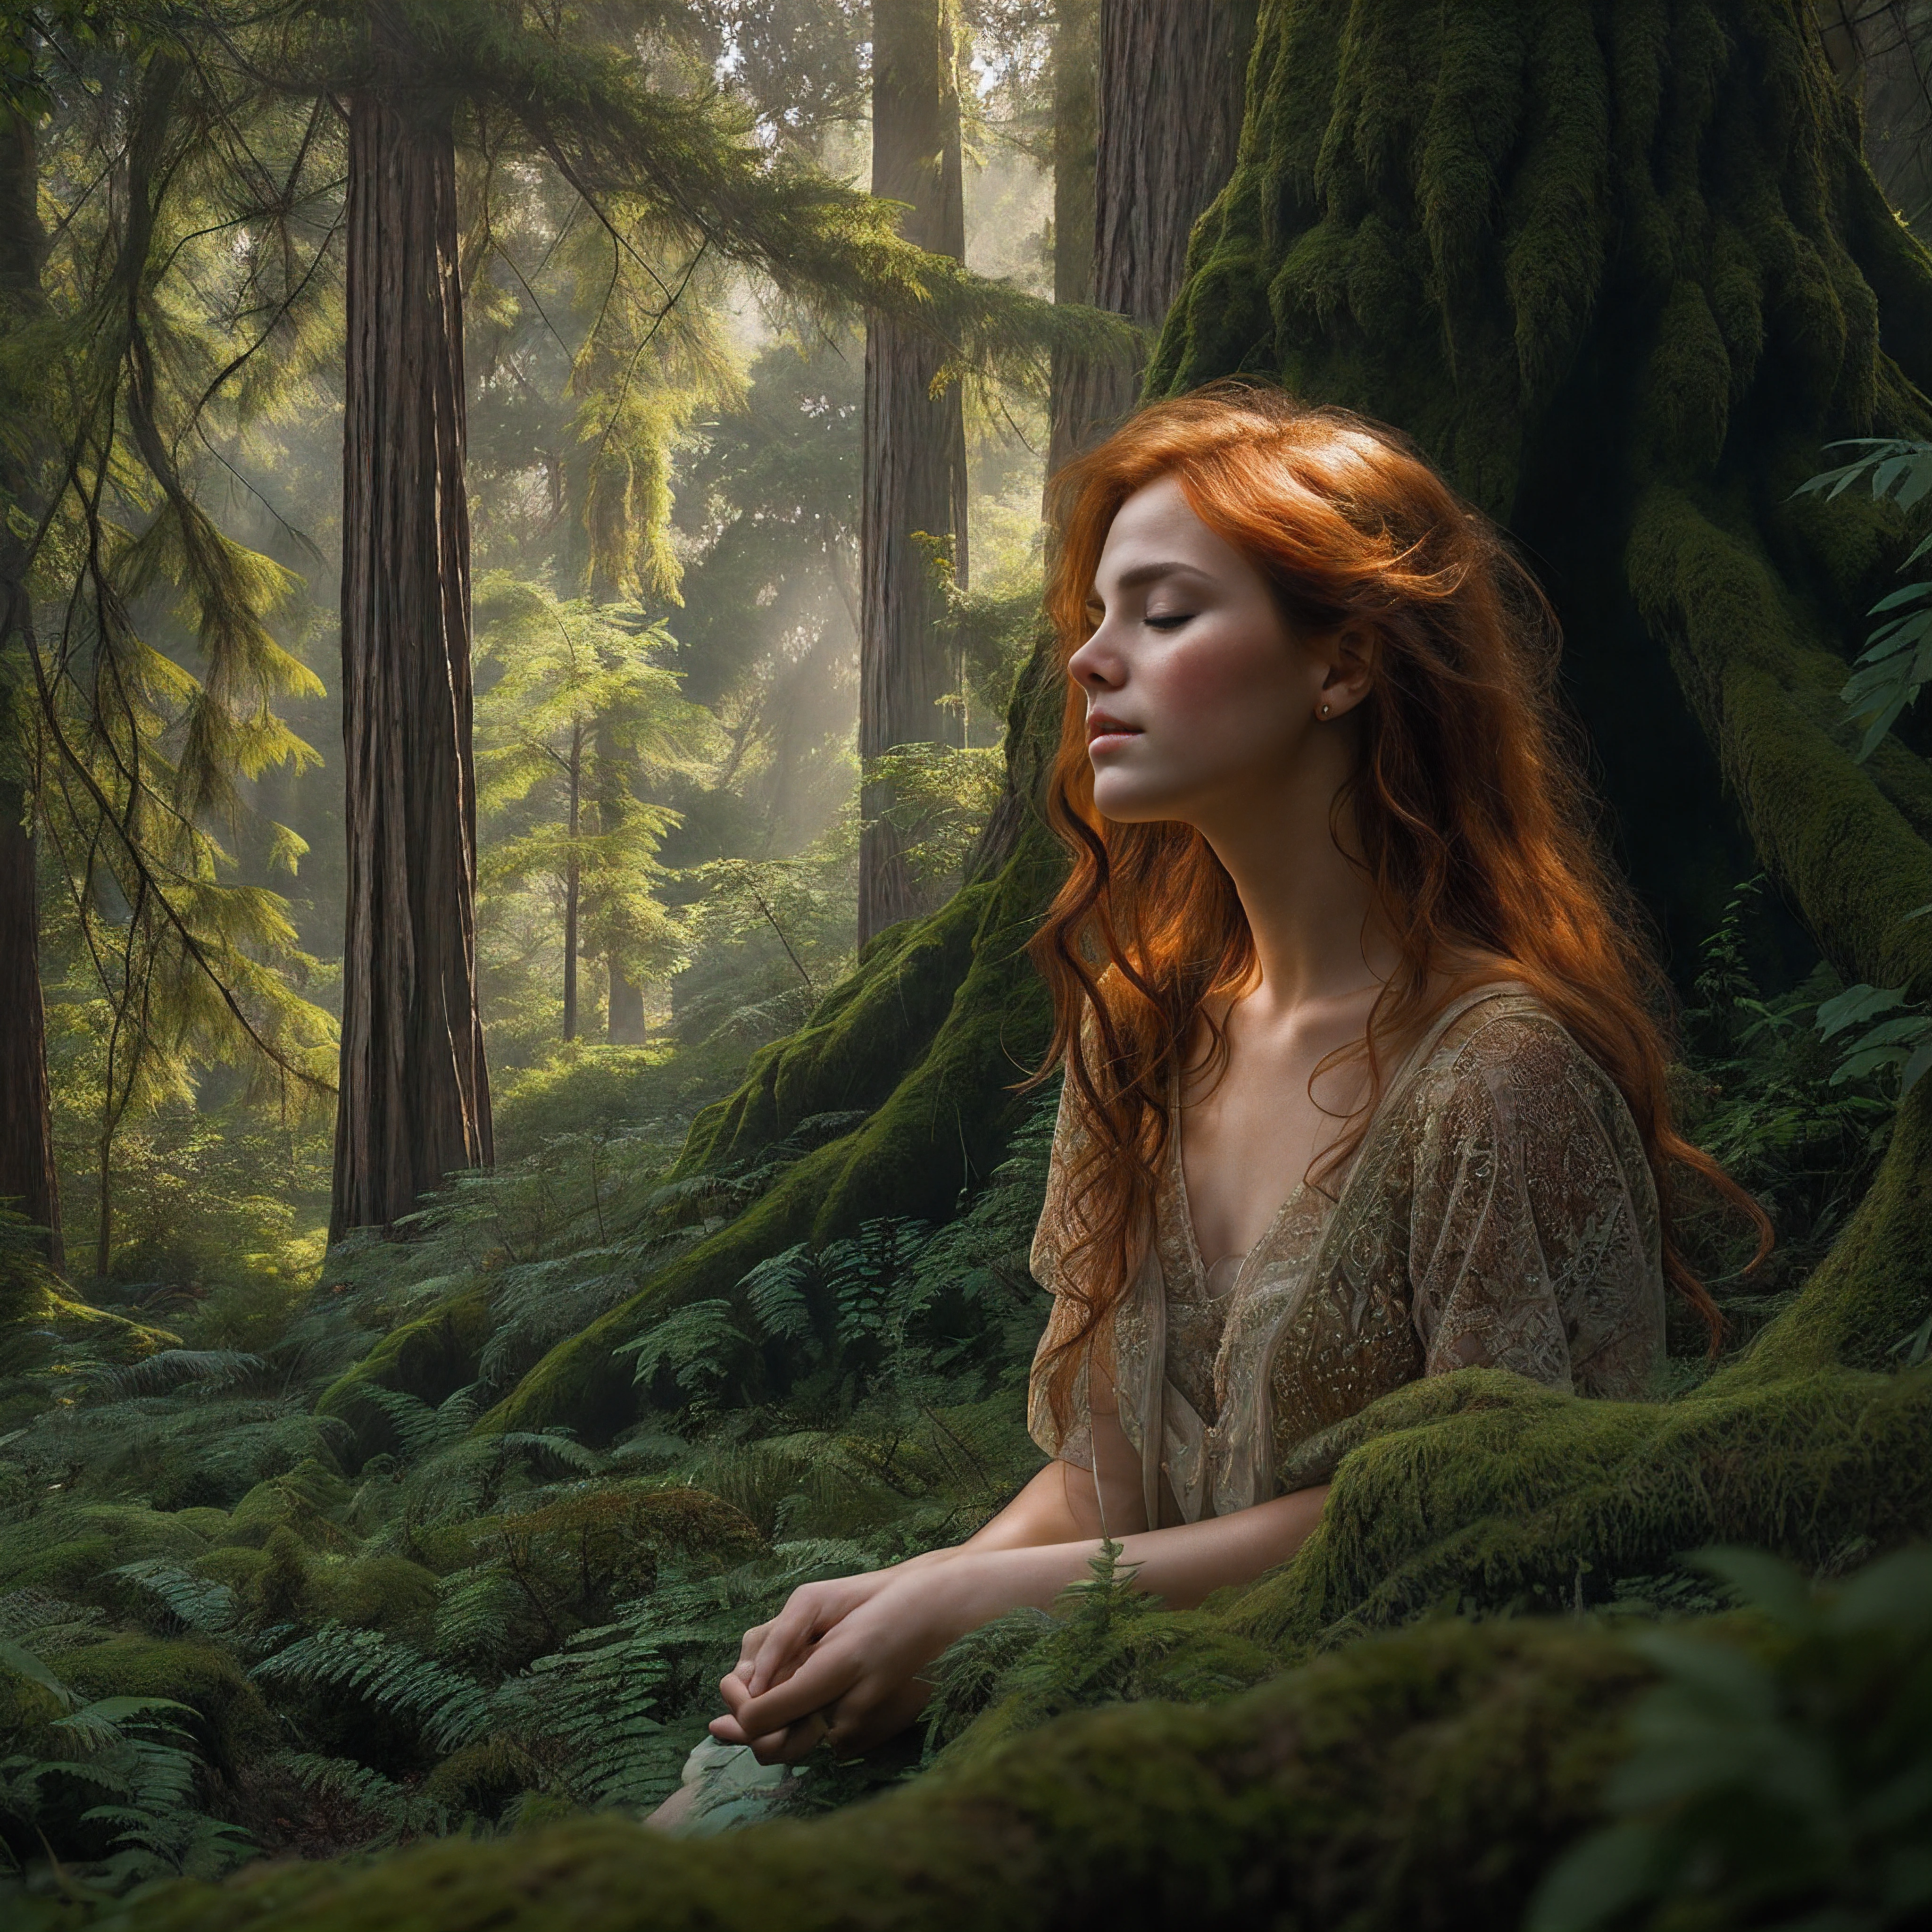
{"left": 13, "top": 1545, "right": 1930, "bottom": 1932}
{"left": 1, "top": 865, "right": 1924, "bottom": 1917}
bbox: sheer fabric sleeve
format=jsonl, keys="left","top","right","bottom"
{"left": 1407, "top": 1018, "right": 1666, "bottom": 1399}
{"left": 1026, "top": 1069, "right": 1098, "bottom": 1471}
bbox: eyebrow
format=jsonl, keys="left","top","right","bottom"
{"left": 1086, "top": 560, "right": 1213, "bottom": 602}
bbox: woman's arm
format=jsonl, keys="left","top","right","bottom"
{"left": 710, "top": 1480, "right": 1330, "bottom": 1763}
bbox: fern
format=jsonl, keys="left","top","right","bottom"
{"left": 432, "top": 1563, "right": 529, "bottom": 1673}
{"left": 516, "top": 1621, "right": 683, "bottom": 1809}
{"left": 0, "top": 1637, "right": 257, "bottom": 1887}
{"left": 108, "top": 1559, "right": 238, "bottom": 1635}
{"left": 273, "top": 1751, "right": 450, "bottom": 1840}
{"left": 616, "top": 1299, "right": 751, "bottom": 1397}
{"left": 738, "top": 1243, "right": 814, "bottom": 1342}
{"left": 251, "top": 1625, "right": 493, "bottom": 1753}
{"left": 100, "top": 1350, "right": 266, "bottom": 1399}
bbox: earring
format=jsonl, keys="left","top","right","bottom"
{"left": 1319, "top": 702, "right": 1331, "bottom": 718}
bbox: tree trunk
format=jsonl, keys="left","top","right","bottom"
{"left": 596, "top": 714, "right": 647, "bottom": 1043}
{"left": 1053, "top": 0, "right": 1256, "bottom": 460}
{"left": 563, "top": 725, "right": 581, "bottom": 1044}
{"left": 970, "top": 0, "right": 1254, "bottom": 885}
{"left": 858, "top": 0, "right": 970, "bottom": 946}
{"left": 332, "top": 78, "right": 492, "bottom": 1241}
{"left": 0, "top": 103, "right": 62, "bottom": 1273}
{"left": 1045, "top": 0, "right": 1101, "bottom": 483}
{"left": 606, "top": 962, "right": 645, "bottom": 1044}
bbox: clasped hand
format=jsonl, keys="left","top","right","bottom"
{"left": 709, "top": 1548, "right": 981, "bottom": 1765}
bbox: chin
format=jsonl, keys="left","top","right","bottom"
{"left": 1090, "top": 784, "right": 1184, "bottom": 826}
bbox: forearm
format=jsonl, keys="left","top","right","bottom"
{"left": 942, "top": 1483, "right": 1330, "bottom": 1627}
{"left": 954, "top": 1459, "right": 1094, "bottom": 1553}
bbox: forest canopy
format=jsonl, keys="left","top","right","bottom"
{"left": 1, "top": 2, "right": 1932, "bottom": 1928}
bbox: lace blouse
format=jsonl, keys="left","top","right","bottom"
{"left": 1025, "top": 982, "right": 1667, "bottom": 1530}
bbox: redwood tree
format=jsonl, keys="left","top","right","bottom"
{"left": 0, "top": 101, "right": 60, "bottom": 1271}
{"left": 331, "top": 55, "right": 492, "bottom": 1239}
{"left": 1053, "top": 0, "right": 1256, "bottom": 458}
{"left": 858, "top": 0, "right": 972, "bottom": 945}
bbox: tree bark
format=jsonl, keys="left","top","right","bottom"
{"left": 0, "top": 102, "right": 62, "bottom": 1273}
{"left": 563, "top": 724, "right": 581, "bottom": 1043}
{"left": 858, "top": 0, "right": 970, "bottom": 946}
{"left": 1045, "top": 0, "right": 1100, "bottom": 483}
{"left": 969, "top": 0, "right": 1254, "bottom": 886}
{"left": 591, "top": 710, "right": 646, "bottom": 1043}
{"left": 1054, "top": 0, "right": 1256, "bottom": 460}
{"left": 332, "top": 80, "right": 492, "bottom": 1240}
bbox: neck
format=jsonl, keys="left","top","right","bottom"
{"left": 1191, "top": 721, "right": 1403, "bottom": 1017}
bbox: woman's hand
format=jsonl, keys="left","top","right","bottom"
{"left": 730, "top": 1547, "right": 958, "bottom": 1703}
{"left": 709, "top": 1554, "right": 1000, "bottom": 1765}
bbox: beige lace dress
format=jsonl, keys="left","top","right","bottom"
{"left": 1026, "top": 981, "right": 1667, "bottom": 1531}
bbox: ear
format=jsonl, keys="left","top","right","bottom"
{"left": 1317, "top": 623, "right": 1378, "bottom": 709}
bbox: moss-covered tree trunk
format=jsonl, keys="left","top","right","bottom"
{"left": 0, "top": 102, "right": 61, "bottom": 1273}
{"left": 858, "top": 0, "right": 971, "bottom": 945}
{"left": 331, "top": 46, "right": 493, "bottom": 1240}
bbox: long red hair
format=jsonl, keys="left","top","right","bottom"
{"left": 1027, "top": 381, "right": 1772, "bottom": 1432}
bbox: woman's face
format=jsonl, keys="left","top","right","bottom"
{"left": 1069, "top": 475, "right": 1337, "bottom": 827}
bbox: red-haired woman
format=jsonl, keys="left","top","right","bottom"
{"left": 692, "top": 380, "right": 1770, "bottom": 1790}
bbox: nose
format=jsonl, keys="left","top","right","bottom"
{"left": 1067, "top": 621, "right": 1122, "bottom": 693}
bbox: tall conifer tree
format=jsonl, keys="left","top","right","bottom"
{"left": 858, "top": 0, "right": 972, "bottom": 944}
{"left": 331, "top": 28, "right": 491, "bottom": 1238}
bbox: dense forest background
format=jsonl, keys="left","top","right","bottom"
{"left": 1, "top": 1, "right": 1932, "bottom": 1927}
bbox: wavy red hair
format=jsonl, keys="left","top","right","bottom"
{"left": 1027, "top": 381, "right": 1772, "bottom": 1433}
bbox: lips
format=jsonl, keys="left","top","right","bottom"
{"left": 1086, "top": 712, "right": 1141, "bottom": 747}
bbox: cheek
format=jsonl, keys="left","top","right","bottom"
{"left": 1149, "top": 626, "right": 1297, "bottom": 726}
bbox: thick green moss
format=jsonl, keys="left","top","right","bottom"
{"left": 218, "top": 1462, "right": 355, "bottom": 1554}
{"left": 59, "top": 1637, "right": 273, "bottom": 1774}
{"left": 313, "top": 1286, "right": 496, "bottom": 1455}
{"left": 307, "top": 1554, "right": 441, "bottom": 1644}
{"left": 83, "top": 1616, "right": 1652, "bottom": 1932}
{"left": 0, "top": 1503, "right": 211, "bottom": 1603}
{"left": 1224, "top": 1362, "right": 1932, "bottom": 1650}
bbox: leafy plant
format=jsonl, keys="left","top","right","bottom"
{"left": 1793, "top": 437, "right": 1932, "bottom": 760}
{"left": 0, "top": 1635, "right": 256, "bottom": 1891}
{"left": 1528, "top": 1544, "right": 1932, "bottom": 1932}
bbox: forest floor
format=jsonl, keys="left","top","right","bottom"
{"left": 0, "top": 889, "right": 1926, "bottom": 1920}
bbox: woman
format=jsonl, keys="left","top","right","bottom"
{"left": 689, "top": 380, "right": 1770, "bottom": 1788}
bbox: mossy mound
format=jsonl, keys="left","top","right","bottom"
{"left": 0, "top": 1503, "right": 211, "bottom": 1604}
{"left": 313, "top": 1287, "right": 496, "bottom": 1456}
{"left": 79, "top": 1614, "right": 1653, "bottom": 1932}
{"left": 59, "top": 1637, "right": 273, "bottom": 1773}
{"left": 219, "top": 1463, "right": 357, "bottom": 1553}
{"left": 1234, "top": 1361, "right": 1932, "bottom": 1649}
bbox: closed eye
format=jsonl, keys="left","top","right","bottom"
{"left": 1144, "top": 612, "right": 1194, "bottom": 630}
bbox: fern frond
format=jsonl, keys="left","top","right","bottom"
{"left": 252, "top": 1624, "right": 492, "bottom": 1752}
{"left": 108, "top": 1560, "right": 238, "bottom": 1634}
{"left": 274, "top": 1751, "right": 450, "bottom": 1838}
